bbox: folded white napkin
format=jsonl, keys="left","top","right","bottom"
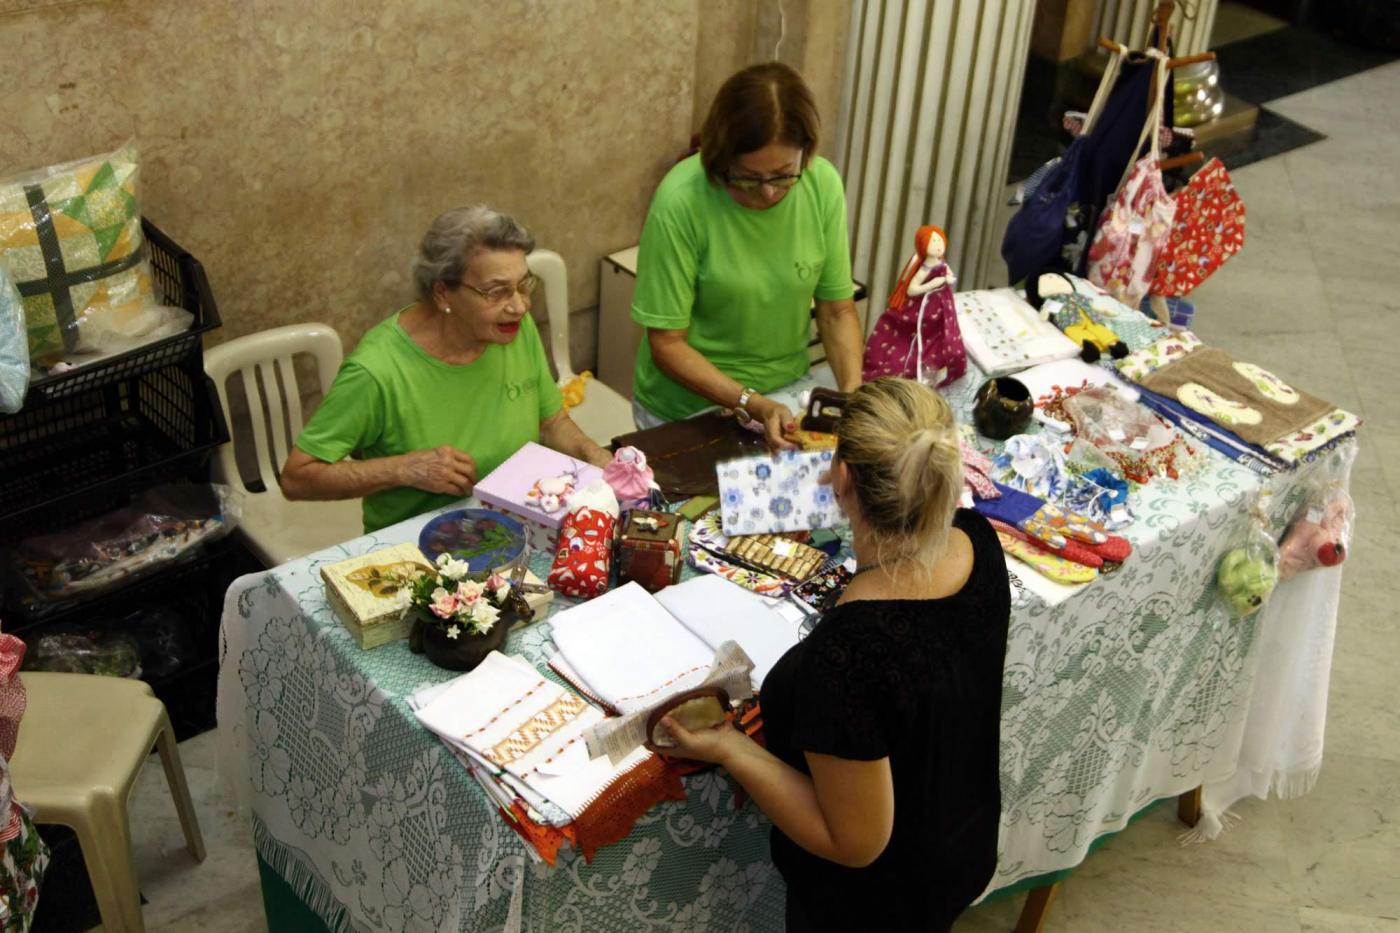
{"left": 548, "top": 582, "right": 715, "bottom": 713}
{"left": 655, "top": 574, "right": 801, "bottom": 688}
{"left": 957, "top": 288, "right": 1080, "bottom": 377}
{"left": 412, "top": 651, "right": 650, "bottom": 822}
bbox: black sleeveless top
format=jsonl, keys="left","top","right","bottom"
{"left": 760, "top": 509, "right": 1010, "bottom": 931}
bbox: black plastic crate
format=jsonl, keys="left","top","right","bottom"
{"left": 23, "top": 219, "right": 221, "bottom": 405}
{"left": 0, "top": 356, "right": 228, "bottom": 540}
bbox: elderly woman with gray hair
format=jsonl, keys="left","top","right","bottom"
{"left": 282, "top": 206, "right": 611, "bottom": 533}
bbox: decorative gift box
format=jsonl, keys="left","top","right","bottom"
{"left": 616, "top": 510, "right": 683, "bottom": 593}
{"left": 321, "top": 543, "right": 433, "bottom": 649}
{"left": 724, "top": 533, "right": 826, "bottom": 581}
{"left": 474, "top": 443, "right": 605, "bottom": 551}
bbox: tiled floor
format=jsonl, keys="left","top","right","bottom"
{"left": 91, "top": 60, "right": 1400, "bottom": 933}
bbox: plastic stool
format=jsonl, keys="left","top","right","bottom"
{"left": 9, "top": 672, "right": 206, "bottom": 932}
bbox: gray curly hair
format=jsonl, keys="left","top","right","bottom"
{"left": 411, "top": 205, "right": 536, "bottom": 303}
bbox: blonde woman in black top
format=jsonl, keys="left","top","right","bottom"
{"left": 660, "top": 377, "right": 1010, "bottom": 931}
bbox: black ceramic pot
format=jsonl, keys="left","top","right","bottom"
{"left": 973, "top": 377, "right": 1034, "bottom": 440}
{"left": 408, "top": 606, "right": 512, "bottom": 672}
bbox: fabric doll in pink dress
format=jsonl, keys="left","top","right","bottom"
{"left": 862, "top": 225, "right": 967, "bottom": 388}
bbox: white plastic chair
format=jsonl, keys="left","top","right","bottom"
{"left": 528, "top": 249, "right": 635, "bottom": 446}
{"left": 204, "top": 323, "right": 363, "bottom": 567}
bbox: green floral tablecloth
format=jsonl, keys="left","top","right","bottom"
{"left": 218, "top": 369, "right": 1354, "bottom": 932}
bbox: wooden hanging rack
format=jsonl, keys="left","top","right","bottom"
{"left": 1097, "top": 0, "right": 1215, "bottom": 171}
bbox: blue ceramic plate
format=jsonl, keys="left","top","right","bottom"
{"left": 417, "top": 508, "right": 527, "bottom": 574}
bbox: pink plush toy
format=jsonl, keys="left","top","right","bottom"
{"left": 1278, "top": 488, "right": 1354, "bottom": 581}
{"left": 602, "top": 446, "right": 657, "bottom": 510}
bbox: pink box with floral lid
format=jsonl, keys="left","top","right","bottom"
{"left": 473, "top": 442, "right": 604, "bottom": 552}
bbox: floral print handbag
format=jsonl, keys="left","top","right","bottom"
{"left": 1086, "top": 51, "right": 1177, "bottom": 308}
{"left": 1149, "top": 157, "right": 1246, "bottom": 297}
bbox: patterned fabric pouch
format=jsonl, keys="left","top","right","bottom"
{"left": 547, "top": 481, "right": 618, "bottom": 600}
{"left": 1150, "top": 157, "right": 1245, "bottom": 298}
{"left": 1086, "top": 52, "right": 1177, "bottom": 308}
{"left": 716, "top": 450, "right": 844, "bottom": 535}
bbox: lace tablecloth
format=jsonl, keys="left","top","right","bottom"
{"left": 217, "top": 368, "right": 1354, "bottom": 931}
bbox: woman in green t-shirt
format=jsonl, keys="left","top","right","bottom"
{"left": 630, "top": 62, "right": 864, "bottom": 449}
{"left": 281, "top": 207, "right": 611, "bottom": 533}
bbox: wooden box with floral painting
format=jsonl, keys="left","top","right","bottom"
{"left": 615, "top": 510, "right": 683, "bottom": 593}
{"left": 320, "top": 543, "right": 434, "bottom": 649}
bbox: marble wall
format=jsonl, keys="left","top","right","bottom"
{"left": 0, "top": 1, "right": 711, "bottom": 367}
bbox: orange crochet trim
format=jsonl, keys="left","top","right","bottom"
{"left": 481, "top": 693, "right": 588, "bottom": 767}
{"left": 499, "top": 803, "right": 576, "bottom": 867}
{"left": 459, "top": 678, "right": 548, "bottom": 742}
{"left": 572, "top": 754, "right": 687, "bottom": 862}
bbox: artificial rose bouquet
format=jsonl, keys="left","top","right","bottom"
{"left": 408, "top": 554, "right": 516, "bottom": 641}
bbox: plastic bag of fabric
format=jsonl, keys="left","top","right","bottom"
{"left": 8, "top": 484, "right": 241, "bottom": 604}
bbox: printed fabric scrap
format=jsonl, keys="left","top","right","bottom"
{"left": 547, "top": 480, "right": 619, "bottom": 600}
{"left": 716, "top": 449, "right": 844, "bottom": 535}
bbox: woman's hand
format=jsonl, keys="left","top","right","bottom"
{"left": 652, "top": 715, "right": 751, "bottom": 765}
{"left": 397, "top": 445, "right": 477, "bottom": 496}
{"left": 752, "top": 396, "right": 798, "bottom": 451}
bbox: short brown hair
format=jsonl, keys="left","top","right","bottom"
{"left": 699, "top": 62, "right": 820, "bottom": 186}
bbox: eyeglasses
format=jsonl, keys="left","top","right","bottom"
{"left": 722, "top": 171, "right": 803, "bottom": 192}
{"left": 455, "top": 272, "right": 539, "bottom": 304}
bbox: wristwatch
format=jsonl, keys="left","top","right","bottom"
{"left": 734, "top": 387, "right": 758, "bottom": 425}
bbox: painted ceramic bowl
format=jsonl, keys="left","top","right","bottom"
{"left": 417, "top": 508, "right": 527, "bottom": 576}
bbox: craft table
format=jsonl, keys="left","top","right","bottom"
{"left": 217, "top": 369, "right": 1355, "bottom": 932}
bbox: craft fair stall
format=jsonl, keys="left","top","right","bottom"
{"left": 218, "top": 303, "right": 1358, "bottom": 931}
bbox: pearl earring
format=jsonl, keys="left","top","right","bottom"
{"left": 441, "top": 303, "right": 452, "bottom": 314}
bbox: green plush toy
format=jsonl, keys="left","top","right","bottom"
{"left": 1216, "top": 546, "right": 1279, "bottom": 617}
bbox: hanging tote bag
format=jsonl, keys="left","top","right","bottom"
{"left": 1001, "top": 49, "right": 1123, "bottom": 285}
{"left": 1085, "top": 52, "right": 1177, "bottom": 308}
{"left": 1149, "top": 157, "right": 1246, "bottom": 297}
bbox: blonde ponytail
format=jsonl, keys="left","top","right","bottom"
{"left": 835, "top": 378, "right": 963, "bottom": 572}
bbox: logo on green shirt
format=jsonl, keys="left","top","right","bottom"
{"left": 794, "top": 259, "right": 820, "bottom": 281}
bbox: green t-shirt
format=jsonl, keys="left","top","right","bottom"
{"left": 294, "top": 311, "right": 563, "bottom": 533}
{"left": 630, "top": 153, "right": 855, "bottom": 422}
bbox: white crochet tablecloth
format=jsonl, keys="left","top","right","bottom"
{"left": 217, "top": 367, "right": 1354, "bottom": 931}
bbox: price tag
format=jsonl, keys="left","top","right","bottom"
{"left": 1043, "top": 299, "right": 1065, "bottom": 317}
{"left": 1129, "top": 435, "right": 1150, "bottom": 450}
{"left": 771, "top": 539, "right": 795, "bottom": 557}
{"left": 1129, "top": 218, "right": 1146, "bottom": 235}
{"left": 1108, "top": 427, "right": 1127, "bottom": 442}
{"left": 1110, "top": 504, "right": 1128, "bottom": 525}
{"left": 1306, "top": 508, "right": 1323, "bottom": 524}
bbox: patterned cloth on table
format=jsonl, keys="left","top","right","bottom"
{"left": 716, "top": 449, "right": 843, "bottom": 535}
{"left": 955, "top": 288, "right": 1080, "bottom": 377}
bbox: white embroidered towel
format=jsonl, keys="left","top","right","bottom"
{"left": 654, "top": 574, "right": 801, "bottom": 688}
{"left": 413, "top": 651, "right": 649, "bottom": 821}
{"left": 548, "top": 582, "right": 715, "bottom": 714}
